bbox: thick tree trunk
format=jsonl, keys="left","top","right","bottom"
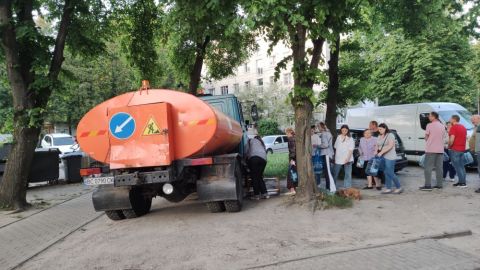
{"left": 188, "top": 36, "right": 210, "bottom": 95}
{"left": 0, "top": 126, "right": 40, "bottom": 209}
{"left": 326, "top": 36, "right": 340, "bottom": 138}
{"left": 293, "top": 98, "right": 315, "bottom": 201}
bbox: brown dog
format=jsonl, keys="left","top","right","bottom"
{"left": 336, "top": 188, "right": 361, "bottom": 200}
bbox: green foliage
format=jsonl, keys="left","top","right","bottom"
{"left": 0, "top": 64, "right": 13, "bottom": 133}
{"left": 322, "top": 192, "right": 353, "bottom": 209}
{"left": 264, "top": 152, "right": 289, "bottom": 178}
{"left": 257, "top": 119, "right": 280, "bottom": 136}
{"left": 162, "top": 0, "right": 256, "bottom": 90}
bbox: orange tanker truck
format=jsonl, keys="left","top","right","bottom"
{"left": 78, "top": 82, "right": 250, "bottom": 220}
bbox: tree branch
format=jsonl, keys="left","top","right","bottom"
{"left": 49, "top": 0, "right": 75, "bottom": 81}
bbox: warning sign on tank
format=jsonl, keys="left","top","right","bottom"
{"left": 143, "top": 117, "right": 161, "bottom": 136}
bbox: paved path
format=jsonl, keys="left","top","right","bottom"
{"left": 254, "top": 239, "right": 480, "bottom": 270}
{"left": 0, "top": 192, "right": 102, "bottom": 270}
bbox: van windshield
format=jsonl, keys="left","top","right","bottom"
{"left": 438, "top": 110, "right": 473, "bottom": 130}
{"left": 262, "top": 137, "right": 275, "bottom": 144}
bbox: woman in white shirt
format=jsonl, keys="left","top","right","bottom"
{"left": 334, "top": 125, "right": 355, "bottom": 188}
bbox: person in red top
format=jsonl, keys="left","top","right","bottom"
{"left": 448, "top": 115, "right": 467, "bottom": 187}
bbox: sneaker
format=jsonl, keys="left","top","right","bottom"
{"left": 419, "top": 186, "right": 433, "bottom": 191}
{"left": 261, "top": 193, "right": 270, "bottom": 199}
{"left": 251, "top": 195, "right": 261, "bottom": 200}
{"left": 284, "top": 190, "right": 296, "bottom": 196}
{"left": 448, "top": 178, "right": 456, "bottom": 182}
{"left": 381, "top": 189, "right": 393, "bottom": 194}
{"left": 393, "top": 188, "right": 403, "bottom": 194}
{"left": 475, "top": 188, "right": 480, "bottom": 193}
{"left": 362, "top": 186, "right": 373, "bottom": 190}
{"left": 433, "top": 186, "right": 443, "bottom": 189}
{"left": 453, "top": 183, "right": 467, "bottom": 188}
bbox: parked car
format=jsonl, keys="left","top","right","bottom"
{"left": 336, "top": 129, "right": 408, "bottom": 177}
{"left": 262, "top": 135, "right": 288, "bottom": 154}
{"left": 40, "top": 133, "right": 77, "bottom": 154}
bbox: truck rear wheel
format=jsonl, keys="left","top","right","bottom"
{"left": 122, "top": 189, "right": 152, "bottom": 219}
{"left": 224, "top": 200, "right": 242, "bottom": 212}
{"left": 206, "top": 201, "right": 225, "bottom": 213}
{"left": 105, "top": 210, "right": 125, "bottom": 221}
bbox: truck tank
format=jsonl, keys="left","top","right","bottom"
{"left": 77, "top": 89, "right": 243, "bottom": 169}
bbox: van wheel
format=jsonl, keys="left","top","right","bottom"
{"left": 122, "top": 189, "right": 152, "bottom": 219}
{"left": 267, "top": 149, "right": 273, "bottom": 154}
{"left": 105, "top": 210, "right": 125, "bottom": 221}
{"left": 206, "top": 201, "right": 225, "bottom": 213}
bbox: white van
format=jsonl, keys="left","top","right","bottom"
{"left": 345, "top": 103, "right": 473, "bottom": 162}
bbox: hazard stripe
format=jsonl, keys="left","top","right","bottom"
{"left": 80, "top": 130, "right": 107, "bottom": 137}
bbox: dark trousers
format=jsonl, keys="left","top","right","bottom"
{"left": 248, "top": 156, "right": 267, "bottom": 195}
{"left": 321, "top": 155, "right": 334, "bottom": 190}
{"left": 443, "top": 161, "right": 456, "bottom": 179}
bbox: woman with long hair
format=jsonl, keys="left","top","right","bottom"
{"left": 376, "top": 123, "right": 403, "bottom": 194}
{"left": 359, "top": 129, "right": 381, "bottom": 190}
{"left": 285, "top": 128, "right": 297, "bottom": 195}
{"left": 333, "top": 124, "right": 355, "bottom": 188}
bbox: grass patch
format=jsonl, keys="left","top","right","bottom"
{"left": 322, "top": 193, "right": 353, "bottom": 209}
{"left": 265, "top": 152, "right": 289, "bottom": 178}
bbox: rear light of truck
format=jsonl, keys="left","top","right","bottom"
{"left": 80, "top": 167, "right": 101, "bottom": 176}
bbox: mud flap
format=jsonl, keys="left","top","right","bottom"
{"left": 92, "top": 185, "right": 132, "bottom": 211}
{"left": 196, "top": 154, "right": 243, "bottom": 202}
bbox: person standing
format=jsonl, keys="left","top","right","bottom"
{"left": 285, "top": 128, "right": 297, "bottom": 195}
{"left": 334, "top": 125, "right": 355, "bottom": 188}
{"left": 245, "top": 136, "right": 269, "bottom": 200}
{"left": 448, "top": 115, "right": 468, "bottom": 187}
{"left": 359, "top": 129, "right": 381, "bottom": 190}
{"left": 377, "top": 123, "right": 403, "bottom": 194}
{"left": 311, "top": 125, "right": 322, "bottom": 187}
{"left": 471, "top": 115, "right": 480, "bottom": 193}
{"left": 369, "top": 121, "right": 380, "bottom": 137}
{"left": 420, "top": 112, "right": 445, "bottom": 191}
{"left": 318, "top": 122, "right": 335, "bottom": 192}
{"left": 443, "top": 122, "right": 456, "bottom": 182}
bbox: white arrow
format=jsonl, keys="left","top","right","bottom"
{"left": 115, "top": 116, "right": 133, "bottom": 133}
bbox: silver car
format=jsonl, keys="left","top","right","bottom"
{"left": 262, "top": 135, "right": 289, "bottom": 154}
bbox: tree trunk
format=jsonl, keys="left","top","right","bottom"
{"left": 293, "top": 97, "right": 315, "bottom": 201}
{"left": 188, "top": 36, "right": 210, "bottom": 95}
{"left": 326, "top": 36, "right": 340, "bottom": 138}
{"left": 0, "top": 126, "right": 40, "bottom": 209}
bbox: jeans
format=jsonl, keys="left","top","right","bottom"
{"left": 333, "top": 162, "right": 352, "bottom": 188}
{"left": 424, "top": 153, "right": 443, "bottom": 187}
{"left": 449, "top": 150, "right": 466, "bottom": 184}
{"left": 476, "top": 152, "right": 480, "bottom": 179}
{"left": 384, "top": 158, "right": 401, "bottom": 189}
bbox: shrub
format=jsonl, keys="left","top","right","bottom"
{"left": 257, "top": 119, "right": 280, "bottom": 136}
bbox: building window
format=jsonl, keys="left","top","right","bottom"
{"left": 256, "top": 59, "right": 263, "bottom": 75}
{"left": 257, "top": 78, "right": 263, "bottom": 86}
{"left": 244, "top": 81, "right": 250, "bottom": 88}
{"left": 220, "top": 85, "right": 229, "bottom": 95}
{"left": 283, "top": 73, "right": 292, "bottom": 85}
{"left": 233, "top": 83, "right": 240, "bottom": 94}
{"left": 270, "top": 56, "right": 276, "bottom": 66}
{"left": 207, "top": 88, "right": 215, "bottom": 95}
{"left": 244, "top": 63, "right": 250, "bottom": 73}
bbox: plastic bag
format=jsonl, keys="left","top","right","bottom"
{"left": 356, "top": 157, "right": 364, "bottom": 168}
{"left": 419, "top": 154, "right": 426, "bottom": 168}
{"left": 289, "top": 165, "right": 298, "bottom": 183}
{"left": 463, "top": 151, "right": 474, "bottom": 165}
{"left": 312, "top": 148, "right": 323, "bottom": 174}
{"left": 368, "top": 156, "right": 384, "bottom": 176}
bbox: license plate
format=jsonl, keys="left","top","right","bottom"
{"left": 84, "top": 176, "right": 114, "bottom": 186}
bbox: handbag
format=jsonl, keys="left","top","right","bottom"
{"left": 463, "top": 151, "right": 474, "bottom": 165}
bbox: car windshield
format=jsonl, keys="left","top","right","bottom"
{"left": 262, "top": 136, "right": 275, "bottom": 144}
{"left": 53, "top": 137, "right": 75, "bottom": 146}
{"left": 438, "top": 110, "right": 473, "bottom": 130}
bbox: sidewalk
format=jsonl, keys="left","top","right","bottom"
{"left": 0, "top": 191, "right": 101, "bottom": 270}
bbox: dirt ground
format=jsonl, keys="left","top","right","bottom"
{"left": 16, "top": 166, "right": 480, "bottom": 270}
{"left": 0, "top": 182, "right": 93, "bottom": 227}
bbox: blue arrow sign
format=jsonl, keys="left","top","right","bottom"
{"left": 109, "top": 112, "right": 136, "bottom": 140}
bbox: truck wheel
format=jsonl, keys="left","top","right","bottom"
{"left": 105, "top": 210, "right": 125, "bottom": 221}
{"left": 206, "top": 201, "right": 225, "bottom": 213}
{"left": 123, "top": 189, "right": 152, "bottom": 219}
{"left": 224, "top": 200, "right": 242, "bottom": 212}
